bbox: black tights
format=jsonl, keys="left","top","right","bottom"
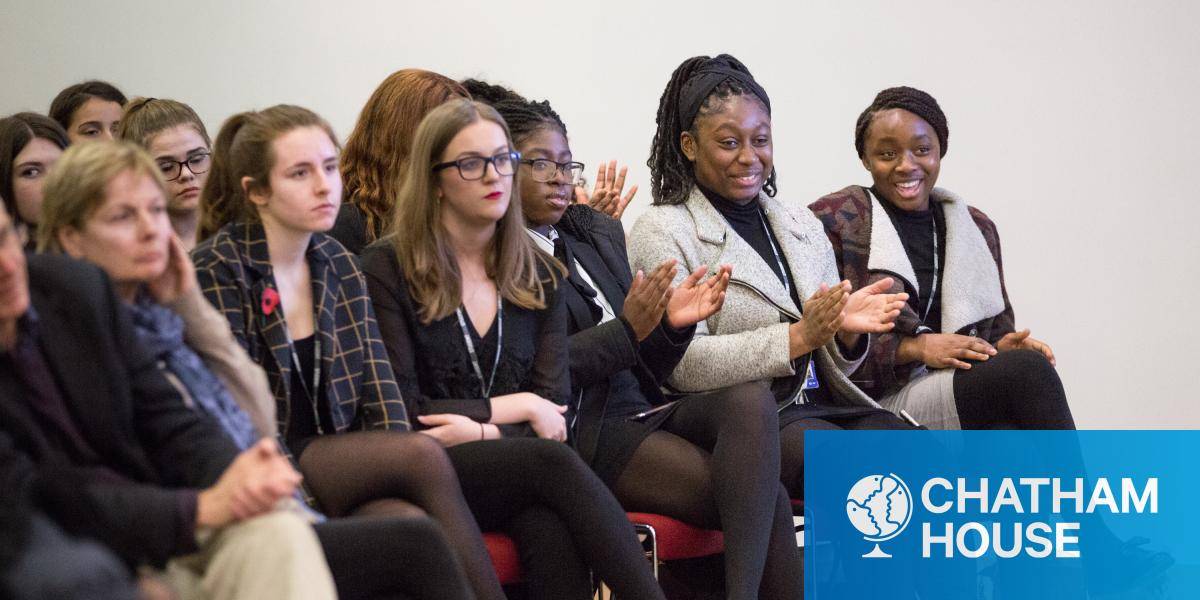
{"left": 953, "top": 348, "right": 1075, "bottom": 429}
{"left": 613, "top": 383, "right": 802, "bottom": 600}
{"left": 299, "top": 431, "right": 505, "bottom": 600}
{"left": 779, "top": 410, "right": 915, "bottom": 500}
{"left": 313, "top": 515, "right": 473, "bottom": 600}
{"left": 447, "top": 438, "right": 665, "bottom": 600}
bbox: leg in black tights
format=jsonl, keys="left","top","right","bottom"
{"left": 299, "top": 431, "right": 505, "bottom": 600}
{"left": 313, "top": 515, "right": 473, "bottom": 600}
{"left": 447, "top": 438, "right": 665, "bottom": 600}
{"left": 953, "top": 348, "right": 1075, "bottom": 429}
{"left": 613, "top": 383, "right": 801, "bottom": 600}
{"left": 779, "top": 411, "right": 916, "bottom": 499}
{"left": 504, "top": 506, "right": 591, "bottom": 599}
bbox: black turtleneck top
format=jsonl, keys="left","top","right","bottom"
{"left": 871, "top": 188, "right": 947, "bottom": 332}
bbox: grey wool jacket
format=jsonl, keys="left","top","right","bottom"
{"left": 627, "top": 187, "right": 882, "bottom": 411}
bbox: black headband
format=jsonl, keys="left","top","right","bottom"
{"left": 677, "top": 60, "right": 771, "bottom": 131}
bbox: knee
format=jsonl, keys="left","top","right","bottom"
{"left": 998, "top": 349, "right": 1064, "bottom": 394}
{"left": 721, "top": 383, "right": 779, "bottom": 431}
{"left": 525, "top": 438, "right": 590, "bottom": 478}
{"left": 219, "top": 511, "right": 323, "bottom": 564}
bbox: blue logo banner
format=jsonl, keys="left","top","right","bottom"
{"left": 804, "top": 430, "right": 1197, "bottom": 599}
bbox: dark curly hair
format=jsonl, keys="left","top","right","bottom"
{"left": 460, "top": 78, "right": 567, "bottom": 144}
{"left": 647, "top": 54, "right": 776, "bottom": 205}
{"left": 854, "top": 86, "right": 949, "bottom": 159}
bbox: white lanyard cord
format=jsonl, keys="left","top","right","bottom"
{"left": 455, "top": 296, "right": 504, "bottom": 399}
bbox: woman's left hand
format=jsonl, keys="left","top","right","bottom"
{"left": 417, "top": 414, "right": 487, "bottom": 447}
{"left": 147, "top": 235, "right": 197, "bottom": 305}
{"left": 996, "top": 328, "right": 1056, "bottom": 366}
{"left": 576, "top": 160, "right": 638, "bottom": 220}
{"left": 841, "top": 277, "right": 909, "bottom": 334}
{"left": 665, "top": 264, "right": 732, "bottom": 329}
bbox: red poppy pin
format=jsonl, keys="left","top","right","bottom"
{"left": 261, "top": 287, "right": 280, "bottom": 316}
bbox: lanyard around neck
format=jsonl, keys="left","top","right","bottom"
{"left": 757, "top": 208, "right": 792, "bottom": 295}
{"left": 455, "top": 296, "right": 504, "bottom": 399}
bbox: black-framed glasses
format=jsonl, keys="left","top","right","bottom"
{"left": 432, "top": 151, "right": 520, "bottom": 180}
{"left": 157, "top": 152, "right": 211, "bottom": 182}
{"left": 520, "top": 159, "right": 585, "bottom": 184}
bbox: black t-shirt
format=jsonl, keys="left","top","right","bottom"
{"left": 286, "top": 334, "right": 333, "bottom": 457}
{"left": 872, "top": 188, "right": 947, "bottom": 332}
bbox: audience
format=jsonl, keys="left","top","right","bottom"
{"left": 0, "top": 113, "right": 69, "bottom": 249}
{"left": 0, "top": 58, "right": 1105, "bottom": 598}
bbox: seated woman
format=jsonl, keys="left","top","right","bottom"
{"left": 332, "top": 68, "right": 469, "bottom": 254}
{"left": 808, "top": 87, "right": 1074, "bottom": 430}
{"left": 361, "top": 98, "right": 667, "bottom": 600}
{"left": 628, "top": 54, "right": 916, "bottom": 501}
{"left": 0, "top": 112, "right": 69, "bottom": 249}
{"left": 118, "top": 97, "right": 211, "bottom": 250}
{"left": 48, "top": 80, "right": 127, "bottom": 144}
{"left": 37, "top": 140, "right": 475, "bottom": 600}
{"left": 190, "top": 106, "right": 505, "bottom": 600}
{"left": 464, "top": 78, "right": 801, "bottom": 599}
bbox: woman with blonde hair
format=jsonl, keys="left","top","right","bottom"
{"left": 118, "top": 97, "right": 212, "bottom": 250}
{"left": 362, "top": 98, "right": 666, "bottom": 600}
{"left": 332, "top": 68, "right": 469, "bottom": 253}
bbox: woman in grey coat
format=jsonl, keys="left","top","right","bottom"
{"left": 628, "top": 54, "right": 916, "bottom": 500}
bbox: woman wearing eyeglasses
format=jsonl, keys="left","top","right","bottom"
{"left": 465, "top": 78, "right": 802, "bottom": 600}
{"left": 118, "top": 98, "right": 211, "bottom": 250}
{"left": 362, "top": 98, "right": 667, "bottom": 600}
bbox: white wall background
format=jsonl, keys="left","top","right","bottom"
{"left": 3, "top": 0, "right": 1197, "bottom": 428}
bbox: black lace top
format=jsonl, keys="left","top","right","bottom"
{"left": 359, "top": 240, "right": 571, "bottom": 438}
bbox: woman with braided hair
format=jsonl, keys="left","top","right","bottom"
{"left": 628, "top": 54, "right": 918, "bottom": 505}
{"left": 464, "top": 77, "right": 802, "bottom": 599}
{"left": 808, "top": 86, "right": 1075, "bottom": 430}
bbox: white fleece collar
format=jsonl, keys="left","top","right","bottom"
{"left": 866, "top": 188, "right": 1005, "bottom": 333}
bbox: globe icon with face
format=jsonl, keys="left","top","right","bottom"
{"left": 846, "top": 473, "right": 912, "bottom": 558}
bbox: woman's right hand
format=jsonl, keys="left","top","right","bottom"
{"left": 788, "top": 283, "right": 849, "bottom": 358}
{"left": 521, "top": 394, "right": 569, "bottom": 442}
{"left": 900, "top": 333, "right": 997, "bottom": 370}
{"left": 621, "top": 259, "right": 676, "bottom": 341}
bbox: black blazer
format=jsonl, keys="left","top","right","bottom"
{"left": 0, "top": 254, "right": 239, "bottom": 568}
{"left": 554, "top": 206, "right": 693, "bottom": 464}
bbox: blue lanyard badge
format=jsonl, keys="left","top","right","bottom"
{"left": 802, "top": 360, "right": 820, "bottom": 390}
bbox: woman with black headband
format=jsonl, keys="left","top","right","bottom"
{"left": 628, "top": 54, "right": 916, "bottom": 503}
{"left": 808, "top": 87, "right": 1075, "bottom": 430}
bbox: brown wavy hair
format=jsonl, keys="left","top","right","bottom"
{"left": 341, "top": 69, "right": 468, "bottom": 246}
{"left": 389, "top": 98, "right": 561, "bottom": 323}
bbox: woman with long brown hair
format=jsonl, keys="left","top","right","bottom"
{"left": 362, "top": 98, "right": 667, "bottom": 600}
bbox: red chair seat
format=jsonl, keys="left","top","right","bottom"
{"left": 483, "top": 532, "right": 522, "bottom": 585}
{"left": 626, "top": 512, "right": 724, "bottom": 561}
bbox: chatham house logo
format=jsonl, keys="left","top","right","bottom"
{"left": 846, "top": 473, "right": 913, "bottom": 558}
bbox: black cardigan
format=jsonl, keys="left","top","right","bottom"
{"left": 360, "top": 240, "right": 571, "bottom": 438}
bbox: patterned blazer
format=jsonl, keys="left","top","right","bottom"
{"left": 808, "top": 185, "right": 1013, "bottom": 399}
{"left": 191, "top": 222, "right": 409, "bottom": 451}
{"left": 627, "top": 187, "right": 880, "bottom": 413}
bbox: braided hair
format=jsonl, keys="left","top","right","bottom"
{"left": 647, "top": 54, "right": 776, "bottom": 205}
{"left": 460, "top": 79, "right": 567, "bottom": 144}
{"left": 854, "top": 86, "right": 949, "bottom": 158}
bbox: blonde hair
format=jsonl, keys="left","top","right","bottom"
{"left": 199, "top": 105, "right": 338, "bottom": 240}
{"left": 38, "top": 140, "right": 167, "bottom": 252}
{"left": 389, "top": 98, "right": 562, "bottom": 323}
{"left": 118, "top": 97, "right": 212, "bottom": 148}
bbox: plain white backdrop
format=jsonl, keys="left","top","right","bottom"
{"left": 2, "top": 0, "right": 1197, "bottom": 428}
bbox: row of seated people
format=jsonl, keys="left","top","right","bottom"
{"left": 0, "top": 53, "right": 1078, "bottom": 600}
